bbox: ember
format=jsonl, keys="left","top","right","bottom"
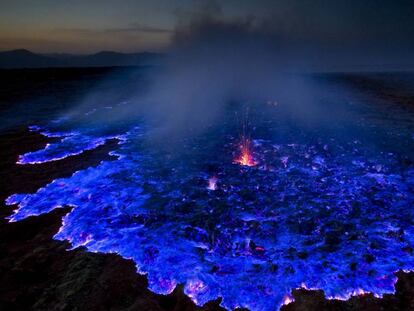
{"left": 234, "top": 136, "right": 257, "bottom": 167}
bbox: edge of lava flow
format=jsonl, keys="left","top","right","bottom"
{"left": 4, "top": 119, "right": 414, "bottom": 311}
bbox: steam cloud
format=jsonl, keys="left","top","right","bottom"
{"left": 72, "top": 2, "right": 365, "bottom": 139}
{"left": 140, "top": 6, "right": 329, "bottom": 138}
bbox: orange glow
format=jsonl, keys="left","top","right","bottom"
{"left": 234, "top": 137, "right": 257, "bottom": 167}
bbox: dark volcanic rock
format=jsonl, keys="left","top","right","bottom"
{"left": 1, "top": 84, "right": 414, "bottom": 310}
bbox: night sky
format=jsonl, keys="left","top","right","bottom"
{"left": 0, "top": 0, "right": 413, "bottom": 65}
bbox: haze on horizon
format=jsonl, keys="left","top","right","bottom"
{"left": 0, "top": 0, "right": 414, "bottom": 70}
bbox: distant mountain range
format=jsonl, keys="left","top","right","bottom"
{"left": 0, "top": 49, "right": 164, "bottom": 69}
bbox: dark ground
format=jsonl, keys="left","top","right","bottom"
{"left": 1, "top": 68, "right": 414, "bottom": 310}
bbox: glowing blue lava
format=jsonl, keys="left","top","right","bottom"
{"left": 17, "top": 131, "right": 117, "bottom": 165}
{"left": 5, "top": 105, "right": 414, "bottom": 310}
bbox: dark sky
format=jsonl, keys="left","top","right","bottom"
{"left": 0, "top": 0, "right": 413, "bottom": 62}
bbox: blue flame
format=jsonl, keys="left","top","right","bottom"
{"left": 5, "top": 104, "right": 414, "bottom": 310}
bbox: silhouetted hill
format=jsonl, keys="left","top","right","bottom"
{"left": 0, "top": 49, "right": 163, "bottom": 68}
{"left": 0, "top": 49, "right": 60, "bottom": 68}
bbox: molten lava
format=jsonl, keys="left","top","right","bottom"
{"left": 207, "top": 176, "right": 218, "bottom": 190}
{"left": 282, "top": 294, "right": 294, "bottom": 306}
{"left": 234, "top": 137, "right": 257, "bottom": 167}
